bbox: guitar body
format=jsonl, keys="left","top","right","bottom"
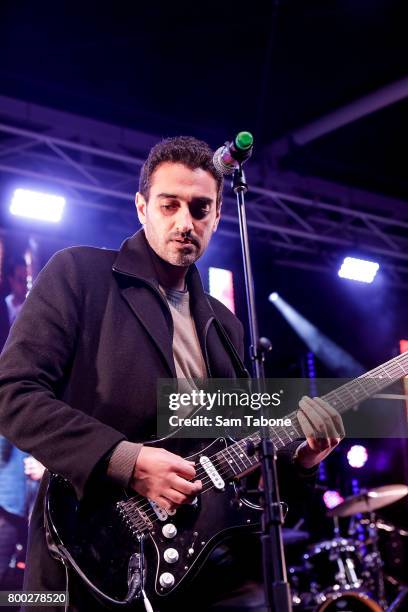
{"left": 45, "top": 436, "right": 262, "bottom": 608}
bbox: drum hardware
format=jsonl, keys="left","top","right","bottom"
{"left": 283, "top": 528, "right": 310, "bottom": 546}
{"left": 303, "top": 533, "right": 364, "bottom": 600}
{"left": 314, "top": 591, "right": 384, "bottom": 611}
{"left": 387, "top": 586, "right": 408, "bottom": 611}
{"left": 288, "top": 484, "right": 408, "bottom": 610}
{"left": 360, "top": 518, "right": 408, "bottom": 539}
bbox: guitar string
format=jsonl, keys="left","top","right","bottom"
{"left": 133, "top": 415, "right": 306, "bottom": 518}
{"left": 128, "top": 424, "right": 296, "bottom": 517}
{"left": 321, "top": 358, "right": 408, "bottom": 415}
{"left": 128, "top": 452, "right": 258, "bottom": 521}
{"left": 130, "top": 354, "right": 408, "bottom": 520}
{"left": 131, "top": 429, "right": 302, "bottom": 520}
{"left": 132, "top": 431, "right": 282, "bottom": 511}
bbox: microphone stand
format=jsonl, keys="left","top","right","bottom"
{"left": 232, "top": 163, "right": 292, "bottom": 612}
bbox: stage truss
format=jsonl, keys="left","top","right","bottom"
{"left": 1, "top": 95, "right": 408, "bottom": 289}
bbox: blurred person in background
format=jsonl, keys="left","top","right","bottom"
{"left": 0, "top": 258, "right": 44, "bottom": 586}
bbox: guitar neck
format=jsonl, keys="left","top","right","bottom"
{"left": 216, "top": 351, "right": 408, "bottom": 479}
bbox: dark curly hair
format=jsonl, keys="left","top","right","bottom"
{"left": 139, "top": 136, "right": 223, "bottom": 209}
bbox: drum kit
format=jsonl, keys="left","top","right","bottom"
{"left": 287, "top": 484, "right": 408, "bottom": 611}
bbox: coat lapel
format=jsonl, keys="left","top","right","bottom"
{"left": 112, "top": 230, "right": 176, "bottom": 377}
{"left": 120, "top": 284, "right": 176, "bottom": 377}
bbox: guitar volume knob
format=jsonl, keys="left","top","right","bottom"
{"left": 163, "top": 548, "right": 179, "bottom": 564}
{"left": 159, "top": 572, "right": 175, "bottom": 588}
{"left": 162, "top": 523, "right": 177, "bottom": 539}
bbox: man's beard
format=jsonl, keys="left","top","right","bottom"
{"left": 169, "top": 250, "right": 197, "bottom": 267}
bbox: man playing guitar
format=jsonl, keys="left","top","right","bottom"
{"left": 0, "top": 136, "right": 344, "bottom": 610}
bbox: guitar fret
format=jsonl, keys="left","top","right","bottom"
{"left": 272, "top": 431, "right": 284, "bottom": 449}
{"left": 349, "top": 382, "right": 366, "bottom": 401}
{"left": 326, "top": 390, "right": 347, "bottom": 411}
{"left": 276, "top": 427, "right": 291, "bottom": 446}
{"left": 289, "top": 419, "right": 303, "bottom": 440}
{"left": 217, "top": 449, "right": 232, "bottom": 475}
{"left": 391, "top": 363, "right": 406, "bottom": 376}
{"left": 285, "top": 412, "right": 300, "bottom": 442}
{"left": 214, "top": 449, "right": 235, "bottom": 479}
{"left": 343, "top": 384, "right": 361, "bottom": 407}
{"left": 354, "top": 378, "right": 371, "bottom": 400}
{"left": 378, "top": 366, "right": 390, "bottom": 380}
{"left": 230, "top": 444, "right": 248, "bottom": 472}
{"left": 222, "top": 447, "right": 241, "bottom": 475}
{"left": 236, "top": 440, "right": 252, "bottom": 469}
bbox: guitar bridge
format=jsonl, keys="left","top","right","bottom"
{"left": 117, "top": 498, "right": 153, "bottom": 536}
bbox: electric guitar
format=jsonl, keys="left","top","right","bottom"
{"left": 45, "top": 352, "right": 408, "bottom": 608}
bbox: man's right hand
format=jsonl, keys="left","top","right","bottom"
{"left": 130, "top": 446, "right": 202, "bottom": 512}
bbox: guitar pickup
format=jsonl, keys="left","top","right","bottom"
{"left": 200, "top": 456, "right": 225, "bottom": 490}
{"left": 149, "top": 500, "right": 168, "bottom": 521}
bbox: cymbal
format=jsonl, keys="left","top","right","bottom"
{"left": 328, "top": 484, "right": 408, "bottom": 517}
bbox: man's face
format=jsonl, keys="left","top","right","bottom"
{"left": 136, "top": 162, "right": 221, "bottom": 267}
{"left": 9, "top": 265, "right": 27, "bottom": 302}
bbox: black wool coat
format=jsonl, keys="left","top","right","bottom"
{"left": 0, "top": 230, "right": 311, "bottom": 607}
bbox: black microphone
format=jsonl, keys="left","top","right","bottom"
{"left": 213, "top": 131, "right": 254, "bottom": 175}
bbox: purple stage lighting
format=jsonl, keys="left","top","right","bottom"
{"left": 10, "top": 189, "right": 65, "bottom": 223}
{"left": 323, "top": 490, "right": 344, "bottom": 510}
{"left": 347, "top": 444, "right": 368, "bottom": 468}
{"left": 338, "top": 257, "right": 379, "bottom": 283}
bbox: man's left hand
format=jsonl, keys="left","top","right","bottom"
{"left": 296, "top": 396, "right": 345, "bottom": 469}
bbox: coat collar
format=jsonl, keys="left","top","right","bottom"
{"left": 112, "top": 229, "right": 215, "bottom": 375}
{"left": 113, "top": 228, "right": 165, "bottom": 286}
{"left": 113, "top": 230, "right": 213, "bottom": 308}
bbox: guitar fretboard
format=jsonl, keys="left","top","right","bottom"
{"left": 212, "top": 351, "right": 408, "bottom": 480}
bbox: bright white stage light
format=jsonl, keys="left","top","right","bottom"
{"left": 338, "top": 257, "right": 379, "bottom": 284}
{"left": 269, "top": 292, "right": 279, "bottom": 302}
{"left": 323, "top": 490, "right": 344, "bottom": 510}
{"left": 10, "top": 189, "right": 65, "bottom": 223}
{"left": 347, "top": 444, "right": 368, "bottom": 468}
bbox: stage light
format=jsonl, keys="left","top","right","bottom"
{"left": 338, "top": 257, "right": 379, "bottom": 283}
{"left": 347, "top": 444, "right": 368, "bottom": 468}
{"left": 209, "top": 267, "right": 235, "bottom": 313}
{"left": 269, "top": 292, "right": 364, "bottom": 376}
{"left": 10, "top": 189, "right": 65, "bottom": 223}
{"left": 323, "top": 490, "right": 344, "bottom": 510}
